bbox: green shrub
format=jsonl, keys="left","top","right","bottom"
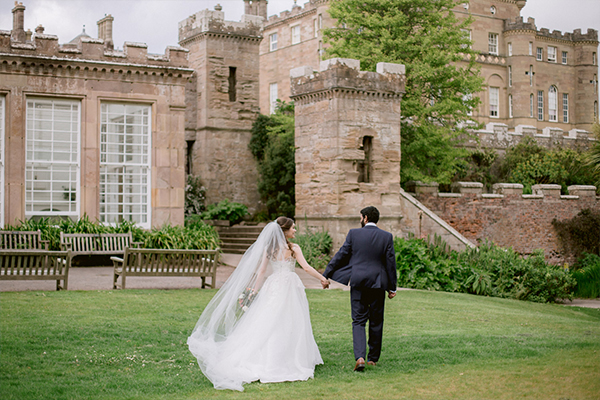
{"left": 394, "top": 235, "right": 462, "bottom": 292}
{"left": 200, "top": 199, "right": 249, "bottom": 225}
{"left": 571, "top": 253, "right": 600, "bottom": 299}
{"left": 185, "top": 175, "right": 206, "bottom": 216}
{"left": 394, "top": 236, "right": 576, "bottom": 303}
{"left": 250, "top": 101, "right": 296, "bottom": 219}
{"left": 553, "top": 209, "right": 600, "bottom": 263}
{"left": 5, "top": 216, "right": 219, "bottom": 251}
{"left": 458, "top": 243, "right": 575, "bottom": 303}
{"left": 293, "top": 227, "right": 332, "bottom": 271}
{"left": 143, "top": 223, "right": 220, "bottom": 250}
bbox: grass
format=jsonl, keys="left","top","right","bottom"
{"left": 1, "top": 289, "right": 599, "bottom": 400}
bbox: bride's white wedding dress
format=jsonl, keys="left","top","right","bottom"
{"left": 188, "top": 256, "right": 323, "bottom": 391}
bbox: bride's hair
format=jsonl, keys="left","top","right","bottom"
{"left": 276, "top": 216, "right": 295, "bottom": 257}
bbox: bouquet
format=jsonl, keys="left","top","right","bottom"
{"left": 237, "top": 287, "right": 256, "bottom": 312}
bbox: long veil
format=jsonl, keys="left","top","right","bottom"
{"left": 187, "top": 221, "right": 288, "bottom": 375}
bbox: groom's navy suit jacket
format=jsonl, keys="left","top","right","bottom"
{"left": 324, "top": 225, "right": 397, "bottom": 291}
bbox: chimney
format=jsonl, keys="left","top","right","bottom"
{"left": 25, "top": 28, "right": 32, "bottom": 41}
{"left": 258, "top": 0, "right": 268, "bottom": 19}
{"left": 11, "top": 1, "right": 26, "bottom": 42}
{"left": 97, "top": 14, "right": 114, "bottom": 50}
{"left": 35, "top": 24, "right": 44, "bottom": 34}
{"left": 244, "top": 0, "right": 252, "bottom": 15}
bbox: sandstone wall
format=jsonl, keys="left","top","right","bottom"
{"left": 1, "top": 10, "right": 193, "bottom": 228}
{"left": 291, "top": 58, "right": 405, "bottom": 248}
{"left": 179, "top": 8, "right": 262, "bottom": 213}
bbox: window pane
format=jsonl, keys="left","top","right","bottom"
{"left": 488, "top": 33, "right": 498, "bottom": 55}
{"left": 538, "top": 91, "right": 544, "bottom": 121}
{"left": 548, "top": 86, "right": 557, "bottom": 122}
{"left": 100, "top": 103, "right": 151, "bottom": 226}
{"left": 25, "top": 98, "right": 80, "bottom": 217}
{"left": 0, "top": 97, "right": 4, "bottom": 227}
{"left": 269, "top": 83, "right": 278, "bottom": 114}
{"left": 489, "top": 87, "right": 499, "bottom": 117}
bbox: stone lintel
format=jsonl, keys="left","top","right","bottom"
{"left": 531, "top": 184, "right": 562, "bottom": 198}
{"left": 290, "top": 65, "right": 314, "bottom": 79}
{"left": 376, "top": 62, "right": 405, "bottom": 75}
{"left": 567, "top": 185, "right": 597, "bottom": 197}
{"left": 451, "top": 181, "right": 483, "bottom": 195}
{"left": 320, "top": 58, "right": 360, "bottom": 72}
{"left": 405, "top": 181, "right": 439, "bottom": 195}
{"left": 438, "top": 193, "right": 462, "bottom": 198}
{"left": 493, "top": 183, "right": 524, "bottom": 195}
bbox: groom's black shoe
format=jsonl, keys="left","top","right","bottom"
{"left": 354, "top": 357, "right": 365, "bottom": 371}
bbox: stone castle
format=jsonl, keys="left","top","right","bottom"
{"left": 1, "top": 1, "right": 598, "bottom": 263}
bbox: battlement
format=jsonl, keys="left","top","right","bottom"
{"left": 463, "top": 123, "right": 595, "bottom": 153}
{"left": 504, "top": 16, "right": 537, "bottom": 32}
{"left": 407, "top": 181, "right": 598, "bottom": 201}
{"left": 290, "top": 58, "right": 405, "bottom": 103}
{"left": 178, "top": 6, "right": 262, "bottom": 45}
{"left": 0, "top": 3, "right": 189, "bottom": 68}
{"left": 265, "top": 1, "right": 318, "bottom": 26}
{"left": 505, "top": 17, "right": 598, "bottom": 42}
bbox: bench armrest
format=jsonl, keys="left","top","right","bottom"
{"left": 110, "top": 256, "right": 124, "bottom": 266}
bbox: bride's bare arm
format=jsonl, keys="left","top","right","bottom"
{"left": 252, "top": 251, "right": 269, "bottom": 291}
{"left": 292, "top": 244, "right": 329, "bottom": 288}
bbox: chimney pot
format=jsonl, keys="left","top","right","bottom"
{"left": 11, "top": 1, "right": 26, "bottom": 42}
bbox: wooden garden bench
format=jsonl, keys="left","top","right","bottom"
{"left": 0, "top": 230, "right": 49, "bottom": 250}
{"left": 60, "top": 232, "right": 142, "bottom": 256}
{"left": 0, "top": 250, "right": 72, "bottom": 290}
{"left": 111, "top": 248, "right": 220, "bottom": 290}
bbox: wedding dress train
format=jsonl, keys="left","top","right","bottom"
{"left": 188, "top": 256, "right": 323, "bottom": 391}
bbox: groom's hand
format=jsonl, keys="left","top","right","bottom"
{"left": 388, "top": 291, "right": 396, "bottom": 299}
{"left": 321, "top": 279, "right": 330, "bottom": 289}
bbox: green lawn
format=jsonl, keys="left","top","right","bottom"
{"left": 1, "top": 289, "right": 599, "bottom": 400}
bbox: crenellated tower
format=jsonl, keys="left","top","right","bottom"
{"left": 179, "top": 5, "right": 264, "bottom": 212}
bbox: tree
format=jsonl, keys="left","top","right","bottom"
{"left": 585, "top": 122, "right": 600, "bottom": 187}
{"left": 323, "top": 0, "right": 484, "bottom": 185}
{"left": 249, "top": 101, "right": 296, "bottom": 219}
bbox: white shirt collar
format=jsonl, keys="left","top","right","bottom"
{"left": 365, "top": 222, "right": 377, "bottom": 227}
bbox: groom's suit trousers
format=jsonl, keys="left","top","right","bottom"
{"left": 351, "top": 287, "right": 386, "bottom": 362}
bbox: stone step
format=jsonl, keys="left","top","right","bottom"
{"left": 217, "top": 224, "right": 265, "bottom": 255}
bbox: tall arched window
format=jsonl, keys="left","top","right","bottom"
{"left": 548, "top": 86, "right": 558, "bottom": 122}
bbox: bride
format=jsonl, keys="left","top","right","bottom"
{"left": 188, "top": 217, "right": 330, "bottom": 391}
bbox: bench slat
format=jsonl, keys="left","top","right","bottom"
{"left": 0, "top": 250, "right": 71, "bottom": 290}
{"left": 112, "top": 248, "right": 220, "bottom": 289}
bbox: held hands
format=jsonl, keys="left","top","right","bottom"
{"left": 388, "top": 291, "right": 396, "bottom": 299}
{"left": 321, "top": 278, "right": 330, "bottom": 289}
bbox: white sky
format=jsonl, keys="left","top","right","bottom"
{"left": 0, "top": 0, "right": 598, "bottom": 54}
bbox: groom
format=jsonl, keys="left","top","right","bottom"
{"left": 324, "top": 206, "right": 397, "bottom": 371}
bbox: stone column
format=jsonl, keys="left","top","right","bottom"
{"left": 290, "top": 58, "right": 405, "bottom": 248}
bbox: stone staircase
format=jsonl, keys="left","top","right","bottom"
{"left": 216, "top": 224, "right": 265, "bottom": 254}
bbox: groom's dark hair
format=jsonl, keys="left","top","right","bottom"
{"left": 360, "top": 206, "right": 380, "bottom": 224}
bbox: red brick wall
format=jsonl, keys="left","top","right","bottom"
{"left": 414, "top": 192, "right": 599, "bottom": 265}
